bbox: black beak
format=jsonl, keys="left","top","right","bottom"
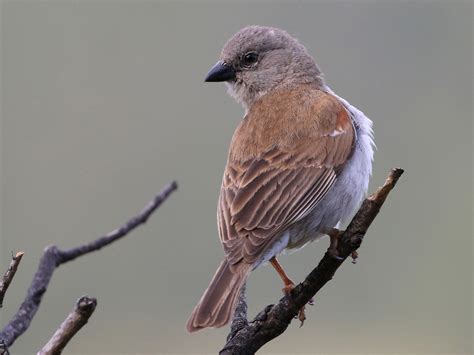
{"left": 204, "top": 61, "right": 236, "bottom": 82}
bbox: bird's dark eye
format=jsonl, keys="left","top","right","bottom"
{"left": 242, "top": 51, "right": 259, "bottom": 67}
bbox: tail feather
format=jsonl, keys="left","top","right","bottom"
{"left": 186, "top": 260, "right": 250, "bottom": 332}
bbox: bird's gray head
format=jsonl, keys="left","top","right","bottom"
{"left": 205, "top": 26, "right": 324, "bottom": 110}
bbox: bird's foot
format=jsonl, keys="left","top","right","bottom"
{"left": 327, "top": 228, "right": 344, "bottom": 260}
{"left": 351, "top": 250, "right": 359, "bottom": 264}
{"left": 297, "top": 306, "right": 307, "bottom": 326}
{"left": 271, "top": 257, "right": 312, "bottom": 327}
{"left": 282, "top": 282, "right": 308, "bottom": 327}
{"left": 282, "top": 281, "right": 296, "bottom": 295}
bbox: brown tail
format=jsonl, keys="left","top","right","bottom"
{"left": 186, "top": 259, "right": 250, "bottom": 332}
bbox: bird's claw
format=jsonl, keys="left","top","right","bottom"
{"left": 298, "top": 307, "right": 306, "bottom": 327}
{"left": 351, "top": 250, "right": 359, "bottom": 264}
{"left": 293, "top": 306, "right": 306, "bottom": 327}
{"left": 328, "top": 248, "right": 344, "bottom": 260}
{"left": 283, "top": 283, "right": 310, "bottom": 327}
{"left": 327, "top": 228, "right": 344, "bottom": 260}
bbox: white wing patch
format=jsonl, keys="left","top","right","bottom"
{"left": 325, "top": 128, "right": 345, "bottom": 137}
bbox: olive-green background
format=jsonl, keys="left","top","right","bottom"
{"left": 1, "top": 1, "right": 472, "bottom": 354}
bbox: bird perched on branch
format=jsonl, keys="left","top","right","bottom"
{"left": 187, "top": 25, "right": 374, "bottom": 332}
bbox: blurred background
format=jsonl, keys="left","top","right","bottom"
{"left": 0, "top": 1, "right": 472, "bottom": 354}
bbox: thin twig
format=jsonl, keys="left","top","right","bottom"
{"left": 38, "top": 296, "right": 97, "bottom": 355}
{"left": 0, "top": 252, "right": 25, "bottom": 308}
{"left": 0, "top": 181, "right": 177, "bottom": 349}
{"left": 221, "top": 168, "right": 404, "bottom": 354}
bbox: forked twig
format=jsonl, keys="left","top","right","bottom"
{"left": 0, "top": 181, "right": 177, "bottom": 351}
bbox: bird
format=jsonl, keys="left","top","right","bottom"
{"left": 186, "top": 25, "right": 374, "bottom": 332}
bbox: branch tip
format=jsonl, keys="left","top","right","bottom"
{"left": 368, "top": 168, "right": 404, "bottom": 202}
{"left": 0, "top": 251, "right": 25, "bottom": 309}
{"left": 76, "top": 296, "right": 97, "bottom": 315}
{"left": 13, "top": 252, "right": 24, "bottom": 259}
{"left": 38, "top": 295, "right": 98, "bottom": 355}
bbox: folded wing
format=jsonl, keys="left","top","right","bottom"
{"left": 218, "top": 87, "right": 355, "bottom": 266}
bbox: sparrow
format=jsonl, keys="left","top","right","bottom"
{"left": 187, "top": 25, "right": 374, "bottom": 332}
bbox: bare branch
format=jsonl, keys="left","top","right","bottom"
{"left": 221, "top": 168, "right": 404, "bottom": 354}
{"left": 227, "top": 284, "right": 248, "bottom": 342}
{"left": 0, "top": 252, "right": 25, "bottom": 309}
{"left": 38, "top": 296, "right": 97, "bottom": 355}
{"left": 0, "top": 181, "right": 177, "bottom": 349}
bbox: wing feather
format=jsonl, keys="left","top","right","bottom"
{"left": 217, "top": 87, "right": 355, "bottom": 266}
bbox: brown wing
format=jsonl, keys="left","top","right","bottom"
{"left": 218, "top": 87, "right": 354, "bottom": 266}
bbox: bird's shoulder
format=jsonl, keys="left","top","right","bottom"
{"left": 229, "top": 85, "right": 353, "bottom": 164}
